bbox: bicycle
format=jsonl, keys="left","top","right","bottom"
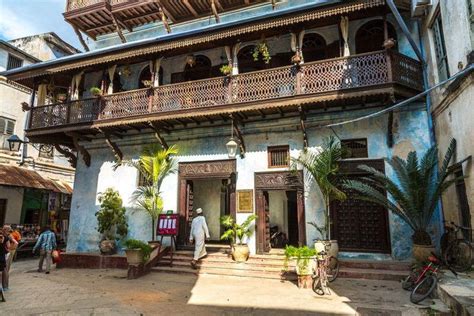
{"left": 402, "top": 252, "right": 457, "bottom": 304}
{"left": 312, "top": 241, "right": 340, "bottom": 295}
{"left": 442, "top": 222, "right": 473, "bottom": 272}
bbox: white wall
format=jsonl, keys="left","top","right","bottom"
{"left": 0, "top": 186, "right": 24, "bottom": 224}
{"left": 193, "top": 179, "right": 223, "bottom": 240}
{"left": 268, "top": 190, "right": 288, "bottom": 237}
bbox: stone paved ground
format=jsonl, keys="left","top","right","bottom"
{"left": 2, "top": 259, "right": 428, "bottom": 315}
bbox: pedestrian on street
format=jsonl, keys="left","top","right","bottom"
{"left": 189, "top": 208, "right": 210, "bottom": 269}
{"left": 5, "top": 224, "right": 20, "bottom": 278}
{"left": 33, "top": 226, "right": 57, "bottom": 274}
{"left": 1, "top": 226, "right": 16, "bottom": 290}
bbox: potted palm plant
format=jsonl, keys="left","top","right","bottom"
{"left": 291, "top": 136, "right": 347, "bottom": 258}
{"left": 123, "top": 239, "right": 153, "bottom": 265}
{"left": 220, "top": 214, "right": 257, "bottom": 262}
{"left": 95, "top": 188, "right": 128, "bottom": 255}
{"left": 344, "top": 139, "right": 461, "bottom": 262}
{"left": 128, "top": 144, "right": 178, "bottom": 244}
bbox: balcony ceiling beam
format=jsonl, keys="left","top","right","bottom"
{"left": 111, "top": 14, "right": 127, "bottom": 43}
{"left": 54, "top": 144, "right": 77, "bottom": 168}
{"left": 157, "top": 1, "right": 176, "bottom": 23}
{"left": 158, "top": 4, "right": 172, "bottom": 33}
{"left": 68, "top": 22, "right": 90, "bottom": 52}
{"left": 183, "top": 0, "right": 199, "bottom": 17}
{"left": 211, "top": 0, "right": 220, "bottom": 23}
{"left": 298, "top": 106, "right": 308, "bottom": 149}
{"left": 148, "top": 121, "right": 169, "bottom": 150}
{"left": 66, "top": 132, "right": 91, "bottom": 167}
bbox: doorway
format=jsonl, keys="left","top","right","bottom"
{"left": 267, "top": 190, "right": 299, "bottom": 249}
{"left": 0, "top": 199, "right": 6, "bottom": 226}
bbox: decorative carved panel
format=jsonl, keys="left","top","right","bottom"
{"left": 179, "top": 159, "right": 236, "bottom": 179}
{"left": 255, "top": 171, "right": 303, "bottom": 190}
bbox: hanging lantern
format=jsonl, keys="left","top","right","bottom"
{"left": 226, "top": 139, "right": 238, "bottom": 158}
{"left": 186, "top": 55, "right": 196, "bottom": 67}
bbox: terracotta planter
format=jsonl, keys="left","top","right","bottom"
{"left": 412, "top": 244, "right": 435, "bottom": 262}
{"left": 99, "top": 239, "right": 116, "bottom": 255}
{"left": 125, "top": 249, "right": 144, "bottom": 265}
{"left": 314, "top": 240, "right": 339, "bottom": 258}
{"left": 232, "top": 244, "right": 249, "bottom": 262}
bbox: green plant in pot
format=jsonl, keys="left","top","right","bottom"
{"left": 291, "top": 136, "right": 347, "bottom": 258}
{"left": 125, "top": 144, "right": 178, "bottom": 244}
{"left": 343, "top": 139, "right": 462, "bottom": 262}
{"left": 90, "top": 86, "right": 102, "bottom": 96}
{"left": 284, "top": 245, "right": 317, "bottom": 276}
{"left": 95, "top": 188, "right": 128, "bottom": 255}
{"left": 219, "top": 64, "right": 233, "bottom": 76}
{"left": 123, "top": 239, "right": 153, "bottom": 265}
{"left": 252, "top": 42, "right": 271, "bottom": 64}
{"left": 220, "top": 214, "right": 257, "bottom": 262}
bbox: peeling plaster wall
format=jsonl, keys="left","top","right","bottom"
{"left": 66, "top": 105, "right": 434, "bottom": 260}
{"left": 0, "top": 186, "right": 24, "bottom": 224}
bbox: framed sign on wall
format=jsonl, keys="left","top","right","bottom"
{"left": 237, "top": 189, "right": 253, "bottom": 213}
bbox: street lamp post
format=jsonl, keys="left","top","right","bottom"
{"left": 7, "top": 134, "right": 33, "bottom": 166}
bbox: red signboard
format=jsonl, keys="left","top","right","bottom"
{"left": 157, "top": 214, "right": 179, "bottom": 236}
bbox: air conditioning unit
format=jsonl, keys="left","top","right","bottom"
{"left": 411, "top": 0, "right": 432, "bottom": 17}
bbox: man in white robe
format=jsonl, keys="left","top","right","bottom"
{"left": 189, "top": 208, "right": 210, "bottom": 269}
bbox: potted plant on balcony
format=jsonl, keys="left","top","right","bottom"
{"left": 123, "top": 239, "right": 153, "bottom": 265}
{"left": 344, "top": 139, "right": 461, "bottom": 262}
{"left": 56, "top": 93, "right": 67, "bottom": 102}
{"left": 90, "top": 86, "right": 102, "bottom": 97}
{"left": 291, "top": 136, "right": 347, "bottom": 258}
{"left": 253, "top": 42, "right": 271, "bottom": 64}
{"left": 95, "top": 188, "right": 128, "bottom": 255}
{"left": 284, "top": 245, "right": 317, "bottom": 288}
{"left": 220, "top": 214, "right": 257, "bottom": 262}
{"left": 220, "top": 64, "right": 233, "bottom": 76}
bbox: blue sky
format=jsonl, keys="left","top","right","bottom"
{"left": 0, "top": 0, "right": 82, "bottom": 50}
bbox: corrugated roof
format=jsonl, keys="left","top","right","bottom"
{"left": 0, "top": 164, "right": 72, "bottom": 194}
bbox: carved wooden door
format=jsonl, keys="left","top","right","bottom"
{"left": 178, "top": 180, "right": 194, "bottom": 245}
{"left": 256, "top": 190, "right": 271, "bottom": 253}
{"left": 330, "top": 160, "right": 391, "bottom": 253}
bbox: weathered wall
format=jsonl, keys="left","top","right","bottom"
{"left": 268, "top": 190, "right": 288, "bottom": 237}
{"left": 193, "top": 179, "right": 223, "bottom": 240}
{"left": 0, "top": 186, "right": 24, "bottom": 224}
{"left": 66, "top": 105, "right": 433, "bottom": 260}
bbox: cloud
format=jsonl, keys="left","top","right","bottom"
{"left": 0, "top": 5, "right": 38, "bottom": 39}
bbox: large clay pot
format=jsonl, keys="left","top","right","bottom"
{"left": 99, "top": 239, "right": 116, "bottom": 255}
{"left": 413, "top": 244, "right": 435, "bottom": 262}
{"left": 314, "top": 240, "right": 339, "bottom": 258}
{"left": 232, "top": 244, "right": 250, "bottom": 262}
{"left": 125, "top": 249, "right": 144, "bottom": 265}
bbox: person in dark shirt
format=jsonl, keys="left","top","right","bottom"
{"left": 0, "top": 232, "right": 12, "bottom": 291}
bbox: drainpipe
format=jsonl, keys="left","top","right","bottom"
{"left": 21, "top": 84, "right": 36, "bottom": 166}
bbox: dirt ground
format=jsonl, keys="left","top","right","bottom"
{"left": 1, "top": 259, "right": 427, "bottom": 315}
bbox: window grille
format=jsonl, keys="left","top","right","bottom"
{"left": 432, "top": 14, "right": 449, "bottom": 82}
{"left": 7, "top": 54, "right": 23, "bottom": 70}
{"left": 0, "top": 117, "right": 15, "bottom": 149}
{"left": 38, "top": 144, "right": 54, "bottom": 159}
{"left": 341, "top": 139, "right": 368, "bottom": 158}
{"left": 268, "top": 145, "right": 290, "bottom": 168}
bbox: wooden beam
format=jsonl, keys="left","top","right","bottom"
{"left": 98, "top": 129, "right": 123, "bottom": 162}
{"left": 157, "top": 1, "right": 176, "bottom": 23}
{"left": 127, "top": 124, "right": 142, "bottom": 132}
{"left": 158, "top": 4, "right": 171, "bottom": 33}
{"left": 54, "top": 144, "right": 77, "bottom": 168}
{"left": 148, "top": 121, "right": 169, "bottom": 150}
{"left": 70, "top": 23, "right": 89, "bottom": 52}
{"left": 214, "top": 0, "right": 224, "bottom": 11}
{"left": 66, "top": 132, "right": 91, "bottom": 167}
{"left": 111, "top": 14, "right": 127, "bottom": 43}
{"left": 183, "top": 0, "right": 199, "bottom": 17}
{"left": 257, "top": 109, "right": 266, "bottom": 118}
{"left": 211, "top": 0, "right": 220, "bottom": 23}
{"left": 298, "top": 106, "right": 308, "bottom": 149}
{"left": 230, "top": 114, "right": 245, "bottom": 158}
{"left": 277, "top": 107, "right": 284, "bottom": 117}
{"left": 113, "top": 13, "right": 132, "bottom": 32}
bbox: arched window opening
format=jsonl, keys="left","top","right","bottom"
{"left": 138, "top": 66, "right": 163, "bottom": 89}
{"left": 183, "top": 55, "right": 212, "bottom": 81}
{"left": 99, "top": 72, "right": 123, "bottom": 94}
{"left": 302, "top": 33, "right": 328, "bottom": 62}
{"left": 237, "top": 45, "right": 266, "bottom": 74}
{"left": 355, "top": 20, "right": 398, "bottom": 54}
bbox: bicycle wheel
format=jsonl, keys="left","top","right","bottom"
{"left": 326, "top": 257, "right": 339, "bottom": 282}
{"left": 410, "top": 275, "right": 437, "bottom": 304}
{"left": 312, "top": 276, "right": 325, "bottom": 295}
{"left": 445, "top": 240, "right": 473, "bottom": 272}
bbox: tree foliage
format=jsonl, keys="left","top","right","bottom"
{"left": 95, "top": 188, "right": 128, "bottom": 240}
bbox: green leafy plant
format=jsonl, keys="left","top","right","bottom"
{"left": 252, "top": 42, "right": 271, "bottom": 64}
{"left": 90, "top": 86, "right": 102, "bottom": 96}
{"left": 344, "top": 139, "right": 462, "bottom": 246}
{"left": 291, "top": 136, "right": 347, "bottom": 240}
{"left": 127, "top": 144, "right": 178, "bottom": 241}
{"left": 95, "top": 188, "right": 128, "bottom": 240}
{"left": 283, "top": 245, "right": 317, "bottom": 274}
{"left": 123, "top": 239, "right": 153, "bottom": 261}
{"left": 219, "top": 64, "right": 233, "bottom": 75}
{"left": 220, "top": 214, "right": 257, "bottom": 245}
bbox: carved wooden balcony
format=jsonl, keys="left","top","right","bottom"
{"left": 28, "top": 51, "right": 423, "bottom": 134}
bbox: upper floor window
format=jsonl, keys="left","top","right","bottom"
{"left": 238, "top": 45, "right": 267, "bottom": 74}
{"left": 302, "top": 33, "right": 327, "bottom": 62}
{"left": 0, "top": 117, "right": 15, "bottom": 149}
{"left": 341, "top": 138, "right": 368, "bottom": 158}
{"left": 432, "top": 13, "right": 449, "bottom": 82}
{"left": 138, "top": 66, "right": 163, "bottom": 89}
{"left": 7, "top": 54, "right": 23, "bottom": 70}
{"left": 268, "top": 145, "right": 290, "bottom": 168}
{"left": 356, "top": 20, "right": 397, "bottom": 54}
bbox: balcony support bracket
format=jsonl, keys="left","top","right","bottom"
{"left": 148, "top": 121, "right": 169, "bottom": 150}
{"left": 98, "top": 129, "right": 123, "bottom": 163}
{"left": 298, "top": 106, "right": 308, "bottom": 149}
{"left": 230, "top": 114, "right": 245, "bottom": 158}
{"left": 111, "top": 14, "right": 127, "bottom": 44}
{"left": 70, "top": 23, "right": 89, "bottom": 52}
{"left": 66, "top": 132, "right": 91, "bottom": 167}
{"left": 54, "top": 144, "right": 77, "bottom": 168}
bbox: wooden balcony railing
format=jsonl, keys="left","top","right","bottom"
{"left": 29, "top": 51, "right": 422, "bottom": 130}
{"left": 66, "top": 0, "right": 107, "bottom": 11}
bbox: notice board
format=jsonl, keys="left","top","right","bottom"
{"left": 157, "top": 214, "right": 179, "bottom": 236}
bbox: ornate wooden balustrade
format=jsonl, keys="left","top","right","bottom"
{"left": 66, "top": 0, "right": 107, "bottom": 11}
{"left": 28, "top": 51, "right": 423, "bottom": 130}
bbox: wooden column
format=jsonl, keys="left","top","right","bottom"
{"left": 255, "top": 190, "right": 265, "bottom": 254}
{"left": 178, "top": 178, "right": 188, "bottom": 245}
{"left": 229, "top": 173, "right": 236, "bottom": 220}
{"left": 296, "top": 189, "right": 306, "bottom": 247}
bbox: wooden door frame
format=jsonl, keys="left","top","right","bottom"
{"left": 177, "top": 159, "right": 237, "bottom": 245}
{"left": 255, "top": 171, "right": 305, "bottom": 253}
